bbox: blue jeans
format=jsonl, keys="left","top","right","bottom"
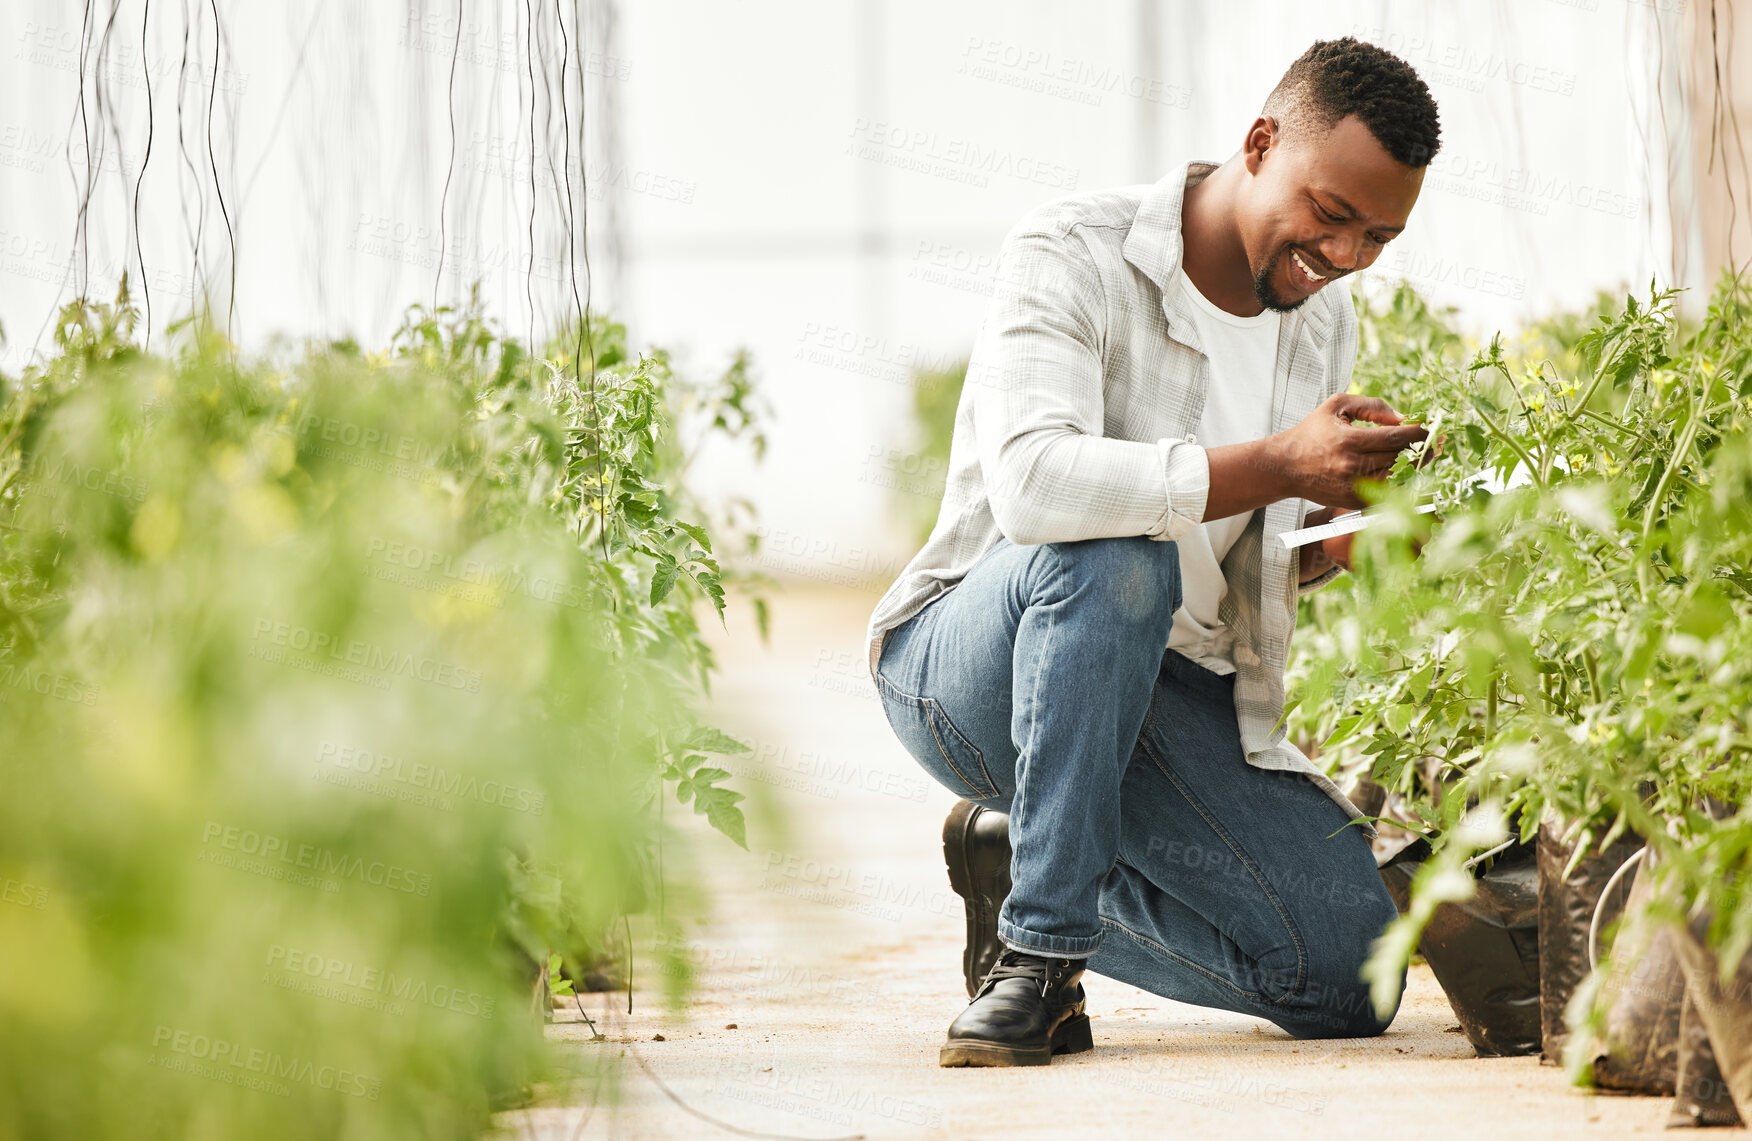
{"left": 874, "top": 535, "right": 1402, "bottom": 1038}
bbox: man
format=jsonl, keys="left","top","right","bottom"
{"left": 864, "top": 38, "right": 1440, "bottom": 1067}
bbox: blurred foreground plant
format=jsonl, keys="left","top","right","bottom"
{"left": 0, "top": 286, "right": 764, "bottom": 1139}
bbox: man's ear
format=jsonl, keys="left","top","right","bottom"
{"left": 1242, "top": 116, "right": 1278, "bottom": 177}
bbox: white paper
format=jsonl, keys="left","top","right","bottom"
{"left": 1279, "top": 503, "right": 1438, "bottom": 549}
{"left": 1277, "top": 453, "right": 1566, "bottom": 549}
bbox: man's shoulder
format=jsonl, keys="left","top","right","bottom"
{"left": 1002, "top": 184, "right": 1155, "bottom": 247}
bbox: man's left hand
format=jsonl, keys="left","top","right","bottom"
{"left": 1298, "top": 506, "right": 1357, "bottom": 581}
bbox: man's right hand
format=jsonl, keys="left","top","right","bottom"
{"left": 1271, "top": 394, "right": 1428, "bottom": 509}
{"left": 1202, "top": 394, "right": 1429, "bottom": 521}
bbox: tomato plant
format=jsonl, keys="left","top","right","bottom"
{"left": 1290, "top": 275, "right": 1752, "bottom": 1019}
{"left": 0, "top": 284, "right": 764, "bottom": 1139}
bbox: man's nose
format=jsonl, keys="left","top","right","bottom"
{"left": 1321, "top": 233, "right": 1360, "bottom": 272}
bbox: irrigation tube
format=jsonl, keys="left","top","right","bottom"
{"left": 1587, "top": 846, "right": 1648, "bottom": 969}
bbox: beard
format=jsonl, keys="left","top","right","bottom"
{"left": 1251, "top": 245, "right": 1308, "bottom": 313}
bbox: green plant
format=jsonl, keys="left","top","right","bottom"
{"left": 0, "top": 284, "right": 765, "bottom": 1139}
{"left": 897, "top": 360, "right": 967, "bottom": 545}
{"left": 1289, "top": 277, "right": 1752, "bottom": 1039}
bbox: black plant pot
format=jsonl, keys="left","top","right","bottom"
{"left": 1378, "top": 836, "right": 1541, "bottom": 1056}
{"left": 1588, "top": 852, "right": 1684, "bottom": 1095}
{"left": 1667, "top": 909, "right": 1752, "bottom": 1124}
{"left": 1537, "top": 820, "right": 1644, "bottom": 1064}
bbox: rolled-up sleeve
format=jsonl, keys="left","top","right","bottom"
{"left": 969, "top": 227, "right": 1208, "bottom": 547}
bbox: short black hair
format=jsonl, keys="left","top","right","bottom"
{"left": 1263, "top": 37, "right": 1441, "bottom": 168}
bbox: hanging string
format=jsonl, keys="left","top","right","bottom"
{"left": 525, "top": 0, "right": 538, "bottom": 375}
{"left": 175, "top": 0, "right": 208, "bottom": 335}
{"left": 434, "top": 0, "right": 464, "bottom": 313}
{"left": 553, "top": 0, "right": 608, "bottom": 560}
{"left": 71, "top": 0, "right": 97, "bottom": 299}
{"left": 134, "top": 0, "right": 156, "bottom": 344}
{"left": 206, "top": 0, "right": 237, "bottom": 339}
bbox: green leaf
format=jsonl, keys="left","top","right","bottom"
{"left": 1406, "top": 662, "right": 1435, "bottom": 703}
{"left": 1323, "top": 713, "right": 1368, "bottom": 751}
{"left": 683, "top": 727, "right": 751, "bottom": 755}
{"left": 548, "top": 953, "right": 576, "bottom": 999}
{"left": 649, "top": 558, "right": 680, "bottom": 606}
{"left": 689, "top": 780, "right": 748, "bottom": 849}
{"left": 674, "top": 520, "right": 713, "bottom": 554}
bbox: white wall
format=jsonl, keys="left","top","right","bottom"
{"left": 0, "top": 0, "right": 1699, "bottom": 582}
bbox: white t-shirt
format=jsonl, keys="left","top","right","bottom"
{"left": 1165, "top": 270, "right": 1280, "bottom": 675}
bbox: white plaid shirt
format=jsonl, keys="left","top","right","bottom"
{"left": 866, "top": 161, "right": 1370, "bottom": 833}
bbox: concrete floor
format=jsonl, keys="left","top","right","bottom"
{"left": 501, "top": 585, "right": 1730, "bottom": 1140}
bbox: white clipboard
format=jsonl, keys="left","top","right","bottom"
{"left": 1277, "top": 461, "right": 1546, "bottom": 550}
{"left": 1278, "top": 504, "right": 1438, "bottom": 549}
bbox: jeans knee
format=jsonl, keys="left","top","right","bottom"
{"left": 1284, "top": 920, "right": 1402, "bottom": 1037}
{"left": 1285, "top": 972, "right": 1397, "bottom": 1038}
{"left": 1050, "top": 536, "right": 1182, "bottom": 626}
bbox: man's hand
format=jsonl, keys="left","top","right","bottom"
{"left": 1297, "top": 506, "right": 1357, "bottom": 581}
{"left": 1271, "top": 394, "right": 1428, "bottom": 510}
{"left": 1204, "top": 394, "right": 1429, "bottom": 522}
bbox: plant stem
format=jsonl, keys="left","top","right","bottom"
{"left": 1563, "top": 352, "right": 1614, "bottom": 425}
{"left": 1638, "top": 366, "right": 1708, "bottom": 599}
{"left": 1473, "top": 401, "right": 1546, "bottom": 489}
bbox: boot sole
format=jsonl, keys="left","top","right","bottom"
{"left": 942, "top": 800, "right": 1004, "bottom": 999}
{"left": 939, "top": 1013, "right": 1094, "bottom": 1068}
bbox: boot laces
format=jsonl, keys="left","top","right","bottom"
{"left": 980, "top": 949, "right": 1073, "bottom": 998}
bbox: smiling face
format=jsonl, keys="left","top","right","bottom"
{"left": 1236, "top": 113, "right": 1424, "bottom": 311}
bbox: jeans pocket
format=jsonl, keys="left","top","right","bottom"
{"left": 874, "top": 673, "right": 1000, "bottom": 801}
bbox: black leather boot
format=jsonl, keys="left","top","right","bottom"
{"left": 940, "top": 949, "right": 1093, "bottom": 1067}
{"left": 942, "top": 799, "right": 1012, "bottom": 998}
